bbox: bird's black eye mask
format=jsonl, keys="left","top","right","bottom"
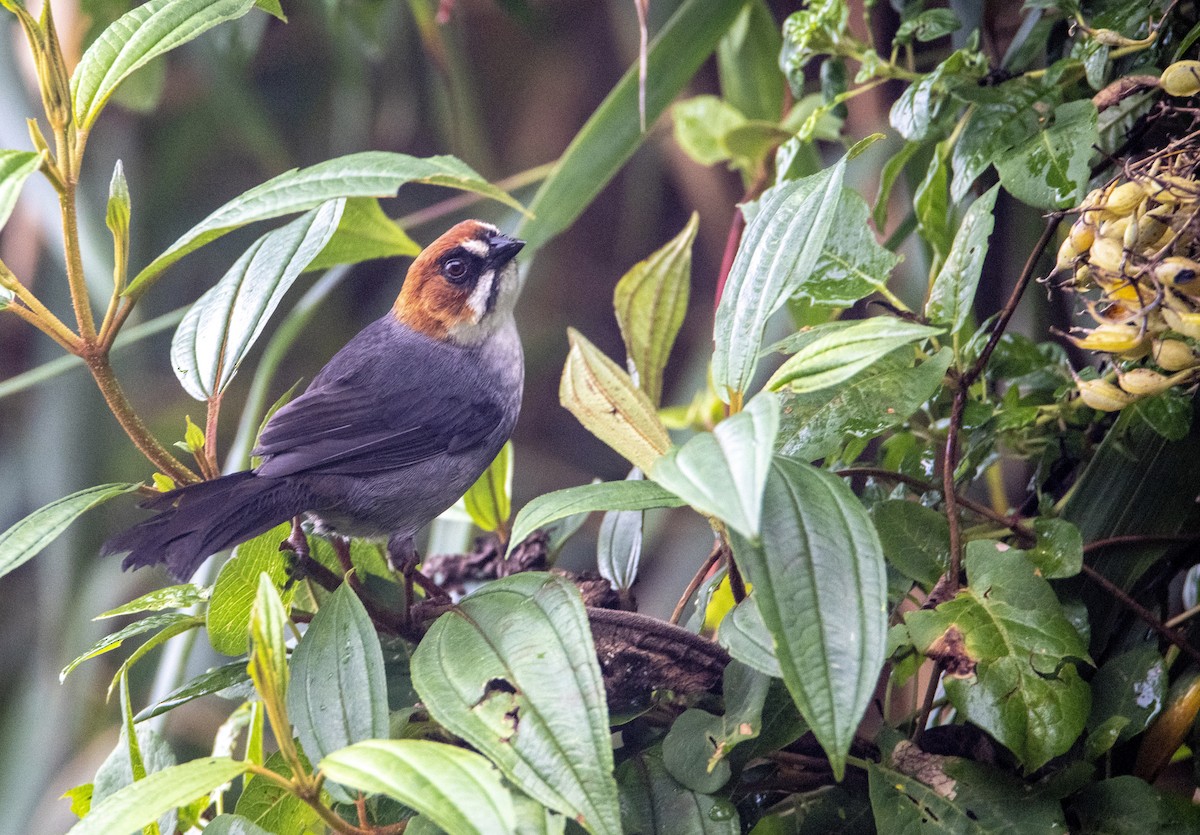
{"left": 439, "top": 247, "right": 484, "bottom": 286}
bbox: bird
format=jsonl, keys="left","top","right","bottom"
{"left": 103, "top": 219, "right": 525, "bottom": 581}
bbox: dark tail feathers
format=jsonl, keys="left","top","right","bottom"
{"left": 102, "top": 471, "right": 310, "bottom": 580}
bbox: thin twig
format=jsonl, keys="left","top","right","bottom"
{"left": 1079, "top": 563, "right": 1200, "bottom": 667}
{"left": 911, "top": 660, "right": 943, "bottom": 745}
{"left": 669, "top": 539, "right": 724, "bottom": 626}
{"left": 942, "top": 217, "right": 1062, "bottom": 592}
{"left": 1082, "top": 533, "right": 1200, "bottom": 554}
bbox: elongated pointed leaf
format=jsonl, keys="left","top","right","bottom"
{"left": 727, "top": 456, "right": 887, "bottom": 779}
{"left": 0, "top": 150, "right": 39, "bottom": 230}
{"left": 717, "top": 596, "right": 781, "bottom": 678}
{"left": 68, "top": 758, "right": 249, "bottom": 835}
{"left": 321, "top": 740, "right": 516, "bottom": 835}
{"left": 616, "top": 750, "right": 739, "bottom": 835}
{"left": 801, "top": 187, "right": 901, "bottom": 307}
{"left": 411, "top": 573, "right": 621, "bottom": 835}
{"left": 614, "top": 213, "right": 696, "bottom": 406}
{"left": 650, "top": 392, "right": 779, "bottom": 538}
{"left": 0, "top": 483, "right": 138, "bottom": 581}
{"left": 717, "top": 1, "right": 785, "bottom": 123}
{"left": 508, "top": 480, "right": 685, "bottom": 556}
{"left": 463, "top": 441, "right": 513, "bottom": 535}
{"left": 995, "top": 100, "right": 1098, "bottom": 210}
{"left": 97, "top": 584, "right": 208, "bottom": 619}
{"left": 171, "top": 200, "right": 343, "bottom": 400}
{"left": 560, "top": 328, "right": 672, "bottom": 473}
{"left": 903, "top": 543, "right": 1090, "bottom": 770}
{"left": 288, "top": 585, "right": 388, "bottom": 764}
{"left": 135, "top": 661, "right": 250, "bottom": 722}
{"left": 518, "top": 0, "right": 746, "bottom": 252}
{"left": 60, "top": 612, "right": 198, "bottom": 681}
{"left": 303, "top": 196, "right": 420, "bottom": 273}
{"left": 207, "top": 522, "right": 293, "bottom": 656}
{"left": 248, "top": 573, "right": 289, "bottom": 711}
{"left": 924, "top": 184, "right": 999, "bottom": 335}
{"left": 131, "top": 152, "right": 521, "bottom": 294}
{"left": 71, "top": 0, "right": 257, "bottom": 132}
{"left": 766, "top": 319, "right": 943, "bottom": 394}
{"left": 596, "top": 470, "right": 645, "bottom": 593}
{"left": 713, "top": 159, "right": 846, "bottom": 401}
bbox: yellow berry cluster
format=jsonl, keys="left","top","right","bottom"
{"left": 1058, "top": 137, "right": 1200, "bottom": 411}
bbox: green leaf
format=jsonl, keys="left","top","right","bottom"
{"left": 60, "top": 612, "right": 199, "bottom": 682}
{"left": 135, "top": 661, "right": 250, "bottom": 722}
{"left": 462, "top": 441, "right": 513, "bottom": 535}
{"left": 616, "top": 750, "right": 739, "bottom": 835}
{"left": 713, "top": 158, "right": 846, "bottom": 402}
{"left": 71, "top": 0, "right": 257, "bottom": 133}
{"left": 518, "top": 0, "right": 746, "bottom": 252}
{"left": 874, "top": 139, "right": 924, "bottom": 229}
{"left": 106, "top": 160, "right": 131, "bottom": 240}
{"left": 203, "top": 815, "right": 274, "bottom": 835}
{"left": 1132, "top": 389, "right": 1193, "bottom": 441}
{"left": 888, "top": 47, "right": 985, "bottom": 142}
{"left": 62, "top": 783, "right": 93, "bottom": 819}
{"left": 235, "top": 752, "right": 321, "bottom": 833}
{"left": 914, "top": 143, "right": 953, "bottom": 262}
{"left": 596, "top": 469, "right": 645, "bottom": 593}
{"left": 411, "top": 573, "right": 621, "bottom": 835}
{"left": 320, "top": 740, "right": 516, "bottom": 835}
{"left": 1087, "top": 646, "right": 1166, "bottom": 746}
{"left": 716, "top": 596, "right": 781, "bottom": 678}
{"left": 0, "top": 483, "right": 138, "bottom": 581}
{"left": 206, "top": 522, "right": 293, "bottom": 656}
{"left": 662, "top": 710, "right": 731, "bottom": 793}
{"left": 288, "top": 585, "right": 388, "bottom": 765}
{"left": 767, "top": 319, "right": 943, "bottom": 394}
{"left": 508, "top": 480, "right": 685, "bottom": 557}
{"left": 872, "top": 499, "right": 950, "bottom": 589}
{"left": 1027, "top": 518, "right": 1083, "bottom": 579}
{"left": 672, "top": 96, "right": 746, "bottom": 166}
{"left": 708, "top": 660, "right": 773, "bottom": 765}
{"left": 650, "top": 392, "right": 780, "bottom": 538}
{"left": 171, "top": 200, "right": 343, "bottom": 400}
{"left": 304, "top": 196, "right": 419, "bottom": 273}
{"left": 253, "top": 0, "right": 286, "bottom": 22}
{"left": 799, "top": 187, "right": 900, "bottom": 307}
{"left": 248, "top": 573, "right": 290, "bottom": 720}
{"left": 903, "top": 542, "right": 1091, "bottom": 770}
{"left": 67, "top": 758, "right": 249, "bottom": 835}
{"left": 614, "top": 213, "right": 696, "bottom": 406}
{"left": 717, "top": 1, "right": 784, "bottom": 123}
{"left": 560, "top": 328, "right": 673, "bottom": 473}
{"left": 777, "top": 347, "right": 952, "bottom": 462}
{"left": 995, "top": 100, "right": 1098, "bottom": 210}
{"left": 97, "top": 584, "right": 207, "bottom": 619}
{"left": 950, "top": 82, "right": 1043, "bottom": 203}
{"left": 0, "top": 149, "right": 39, "bottom": 230}
{"left": 925, "top": 184, "right": 999, "bottom": 335}
{"left": 1067, "top": 775, "right": 1200, "bottom": 833}
{"left": 130, "top": 152, "right": 521, "bottom": 295}
{"left": 727, "top": 456, "right": 887, "bottom": 779}
{"left": 894, "top": 8, "right": 961, "bottom": 45}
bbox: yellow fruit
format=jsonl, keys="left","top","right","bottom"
{"left": 1069, "top": 323, "right": 1147, "bottom": 353}
{"left": 1152, "top": 256, "right": 1200, "bottom": 293}
{"left": 1105, "top": 181, "right": 1147, "bottom": 215}
{"left": 1152, "top": 338, "right": 1197, "bottom": 371}
{"left": 1117, "top": 368, "right": 1174, "bottom": 396}
{"left": 1160, "top": 60, "right": 1200, "bottom": 97}
{"left": 1069, "top": 218, "right": 1096, "bottom": 253}
{"left": 1143, "top": 173, "right": 1199, "bottom": 205}
{"left": 1098, "top": 215, "right": 1130, "bottom": 240}
{"left": 1077, "top": 378, "right": 1139, "bottom": 411}
{"left": 1055, "top": 235, "right": 1082, "bottom": 273}
{"left": 1162, "top": 307, "right": 1200, "bottom": 339}
{"left": 1089, "top": 235, "right": 1130, "bottom": 274}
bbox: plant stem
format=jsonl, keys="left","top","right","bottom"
{"left": 669, "top": 538, "right": 723, "bottom": 625}
{"left": 58, "top": 179, "right": 96, "bottom": 342}
{"left": 244, "top": 764, "right": 367, "bottom": 835}
{"left": 1, "top": 259, "right": 81, "bottom": 350}
{"left": 204, "top": 394, "right": 223, "bottom": 480}
{"left": 84, "top": 351, "right": 201, "bottom": 484}
{"left": 1079, "top": 563, "right": 1200, "bottom": 667}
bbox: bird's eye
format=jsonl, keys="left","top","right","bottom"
{"left": 443, "top": 258, "right": 469, "bottom": 282}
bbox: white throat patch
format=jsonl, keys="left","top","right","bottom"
{"left": 465, "top": 268, "right": 496, "bottom": 319}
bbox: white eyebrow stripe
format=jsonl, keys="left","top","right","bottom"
{"left": 460, "top": 238, "right": 488, "bottom": 257}
{"left": 466, "top": 269, "right": 495, "bottom": 318}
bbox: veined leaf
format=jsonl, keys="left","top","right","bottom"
{"left": 96, "top": 584, "right": 208, "bottom": 619}
{"left": 518, "top": 0, "right": 746, "bottom": 253}
{"left": 411, "top": 573, "right": 621, "bottom": 835}
{"left": 903, "top": 542, "right": 1091, "bottom": 770}
{"left": 206, "top": 522, "right": 293, "bottom": 656}
{"left": 68, "top": 758, "right": 250, "bottom": 835}
{"left": 595, "top": 469, "right": 645, "bottom": 593}
{"left": 717, "top": 0, "right": 785, "bottom": 123}
{"left": 247, "top": 573, "right": 289, "bottom": 710}
{"left": 0, "top": 483, "right": 139, "bottom": 581}
{"left": 925, "top": 184, "right": 999, "bottom": 335}
{"left": 616, "top": 750, "right": 739, "bottom": 835}
{"left": 995, "top": 100, "right": 1098, "bottom": 210}
{"left": 288, "top": 585, "right": 388, "bottom": 765}
{"left": 614, "top": 213, "right": 696, "bottom": 406}
{"left": 508, "top": 480, "right": 685, "bottom": 557}
{"left": 672, "top": 97, "right": 747, "bottom": 166}
{"left": 135, "top": 661, "right": 250, "bottom": 722}
{"left": 61, "top": 612, "right": 200, "bottom": 682}
{"left": 766, "top": 319, "right": 943, "bottom": 393}
{"left": 727, "top": 456, "right": 887, "bottom": 779}
{"left": 171, "top": 200, "right": 343, "bottom": 400}
{"left": 560, "top": 328, "right": 672, "bottom": 473}
{"left": 0, "top": 150, "right": 39, "bottom": 230}
{"left": 303, "top": 196, "right": 420, "bottom": 273}
{"left": 320, "top": 740, "right": 516, "bottom": 835}
{"left": 713, "top": 159, "right": 846, "bottom": 402}
{"left": 717, "top": 596, "right": 781, "bottom": 678}
{"left": 463, "top": 442, "right": 513, "bottom": 535}
{"left": 650, "top": 392, "right": 780, "bottom": 539}
{"left": 130, "top": 152, "right": 521, "bottom": 294}
{"left": 71, "top": 0, "right": 257, "bottom": 133}
{"left": 800, "top": 187, "right": 901, "bottom": 307}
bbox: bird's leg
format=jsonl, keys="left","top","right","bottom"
{"left": 278, "top": 515, "right": 338, "bottom": 591}
{"left": 331, "top": 535, "right": 355, "bottom": 575}
{"left": 388, "top": 535, "right": 422, "bottom": 618}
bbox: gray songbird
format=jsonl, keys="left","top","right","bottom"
{"left": 104, "top": 219, "right": 524, "bottom": 580}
